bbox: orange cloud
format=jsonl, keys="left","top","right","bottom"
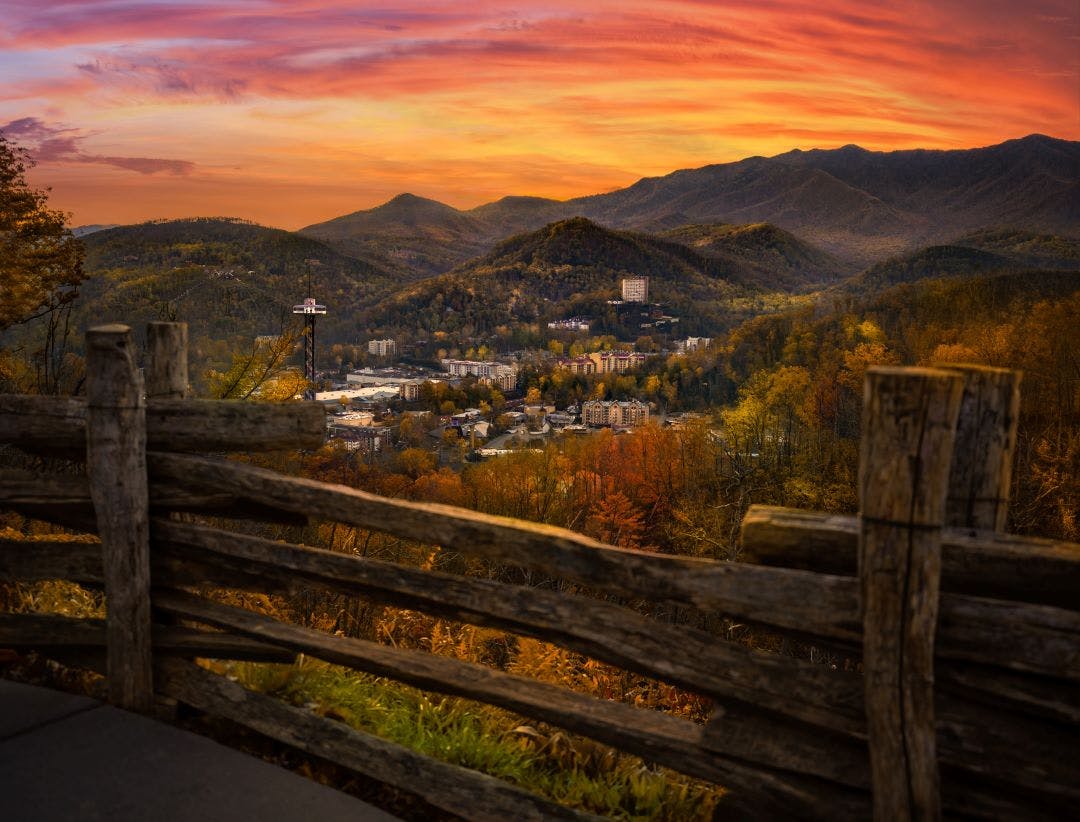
{"left": 0, "top": 0, "right": 1074, "bottom": 228}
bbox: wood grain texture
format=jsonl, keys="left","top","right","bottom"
{"left": 0, "top": 613, "right": 296, "bottom": 662}
{"left": 740, "top": 505, "right": 1080, "bottom": 608}
{"left": 936, "top": 364, "right": 1021, "bottom": 531}
{"left": 152, "top": 589, "right": 870, "bottom": 817}
{"left": 0, "top": 470, "right": 307, "bottom": 530}
{"left": 858, "top": 366, "right": 963, "bottom": 821}
{"left": 0, "top": 536, "right": 102, "bottom": 585}
{"left": 150, "top": 517, "right": 867, "bottom": 735}
{"left": 144, "top": 530, "right": 1078, "bottom": 801}
{"left": 156, "top": 658, "right": 602, "bottom": 822}
{"left": 146, "top": 455, "right": 1077, "bottom": 680}
{"left": 86, "top": 323, "right": 154, "bottom": 713}
{"left": 147, "top": 452, "right": 864, "bottom": 642}
{"left": 0, "top": 395, "right": 326, "bottom": 453}
{"left": 145, "top": 322, "right": 189, "bottom": 400}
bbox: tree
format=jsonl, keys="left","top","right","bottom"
{"left": 204, "top": 331, "right": 305, "bottom": 400}
{"left": 0, "top": 133, "right": 84, "bottom": 329}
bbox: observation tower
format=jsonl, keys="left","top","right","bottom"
{"left": 292, "top": 297, "right": 326, "bottom": 401}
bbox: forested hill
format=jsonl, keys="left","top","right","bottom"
{"left": 660, "top": 223, "right": 854, "bottom": 291}
{"left": 359, "top": 217, "right": 788, "bottom": 339}
{"left": 73, "top": 218, "right": 395, "bottom": 343}
{"left": 299, "top": 194, "right": 494, "bottom": 280}
{"left": 840, "top": 230, "right": 1080, "bottom": 295}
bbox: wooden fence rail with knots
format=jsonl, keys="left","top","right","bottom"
{"left": 0, "top": 322, "right": 1076, "bottom": 821}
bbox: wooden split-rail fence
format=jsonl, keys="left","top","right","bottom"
{"left": 0, "top": 322, "right": 1076, "bottom": 820}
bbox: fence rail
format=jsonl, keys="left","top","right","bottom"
{"left": 1, "top": 322, "right": 1077, "bottom": 821}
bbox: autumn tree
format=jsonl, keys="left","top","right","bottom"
{"left": 0, "top": 133, "right": 84, "bottom": 329}
{"left": 204, "top": 331, "right": 305, "bottom": 400}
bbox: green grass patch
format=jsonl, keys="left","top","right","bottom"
{"left": 220, "top": 659, "right": 722, "bottom": 820}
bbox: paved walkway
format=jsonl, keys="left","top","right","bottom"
{"left": 0, "top": 678, "right": 398, "bottom": 821}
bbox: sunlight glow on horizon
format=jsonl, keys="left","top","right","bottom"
{"left": 1, "top": 0, "right": 1077, "bottom": 229}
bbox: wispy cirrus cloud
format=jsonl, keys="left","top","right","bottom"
{"left": 2, "top": 117, "right": 196, "bottom": 175}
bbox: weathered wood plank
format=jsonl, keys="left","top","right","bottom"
{"left": 0, "top": 613, "right": 296, "bottom": 662}
{"left": 937, "top": 661, "right": 1080, "bottom": 724}
{"left": 3, "top": 471, "right": 1071, "bottom": 684}
{"left": 157, "top": 658, "right": 602, "bottom": 822}
{"left": 934, "top": 690, "right": 1080, "bottom": 802}
{"left": 86, "top": 323, "right": 154, "bottom": 713}
{"left": 858, "top": 366, "right": 962, "bottom": 821}
{"left": 938, "top": 594, "right": 1079, "bottom": 680}
{"left": 740, "top": 505, "right": 1080, "bottom": 609}
{"left": 0, "top": 471, "right": 98, "bottom": 531}
{"left": 0, "top": 395, "right": 85, "bottom": 458}
{"left": 154, "top": 589, "right": 1078, "bottom": 810}
{"left": 0, "top": 395, "right": 326, "bottom": 453}
{"left": 145, "top": 322, "right": 189, "bottom": 400}
{"left": 147, "top": 451, "right": 864, "bottom": 641}
{"left": 146, "top": 399, "right": 326, "bottom": 452}
{"left": 0, "top": 470, "right": 307, "bottom": 530}
{"left": 152, "top": 589, "right": 871, "bottom": 816}
{"left": 148, "top": 454, "right": 1078, "bottom": 681}
{"left": 0, "top": 537, "right": 102, "bottom": 584}
{"left": 144, "top": 530, "right": 1079, "bottom": 799}
{"left": 938, "top": 364, "right": 1021, "bottom": 531}
{"left": 150, "top": 518, "right": 867, "bottom": 735}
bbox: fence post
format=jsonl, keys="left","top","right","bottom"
{"left": 859, "top": 366, "right": 964, "bottom": 821}
{"left": 145, "top": 321, "right": 190, "bottom": 400}
{"left": 937, "top": 364, "right": 1021, "bottom": 532}
{"left": 86, "top": 324, "right": 153, "bottom": 712}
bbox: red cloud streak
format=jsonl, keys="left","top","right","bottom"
{"left": 1, "top": 0, "right": 1076, "bottom": 226}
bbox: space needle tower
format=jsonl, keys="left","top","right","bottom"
{"left": 293, "top": 296, "right": 327, "bottom": 401}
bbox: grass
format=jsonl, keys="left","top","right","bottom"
{"left": 214, "top": 657, "right": 723, "bottom": 821}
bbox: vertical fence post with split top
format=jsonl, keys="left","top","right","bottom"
{"left": 938, "top": 364, "right": 1021, "bottom": 532}
{"left": 145, "top": 321, "right": 190, "bottom": 400}
{"left": 85, "top": 324, "right": 153, "bottom": 712}
{"left": 859, "top": 366, "right": 964, "bottom": 821}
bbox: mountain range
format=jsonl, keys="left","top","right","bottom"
{"left": 42, "top": 134, "right": 1076, "bottom": 369}
{"left": 301, "top": 134, "right": 1079, "bottom": 272}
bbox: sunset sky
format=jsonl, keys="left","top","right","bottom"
{"left": 2, "top": 1, "right": 1077, "bottom": 229}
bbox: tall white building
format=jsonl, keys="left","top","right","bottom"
{"left": 621, "top": 276, "right": 649, "bottom": 303}
{"left": 368, "top": 339, "right": 396, "bottom": 357}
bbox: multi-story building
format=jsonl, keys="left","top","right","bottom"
{"left": 440, "top": 359, "right": 518, "bottom": 391}
{"left": 368, "top": 339, "right": 397, "bottom": 357}
{"left": 621, "top": 276, "right": 649, "bottom": 303}
{"left": 581, "top": 399, "right": 650, "bottom": 428}
{"left": 675, "top": 337, "right": 711, "bottom": 354}
{"left": 547, "top": 318, "right": 592, "bottom": 332}
{"left": 557, "top": 356, "right": 597, "bottom": 375}
{"left": 590, "top": 350, "right": 648, "bottom": 374}
{"left": 328, "top": 424, "right": 393, "bottom": 453}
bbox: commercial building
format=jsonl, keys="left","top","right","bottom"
{"left": 547, "top": 318, "right": 592, "bottom": 332}
{"left": 368, "top": 339, "right": 396, "bottom": 357}
{"left": 327, "top": 424, "right": 393, "bottom": 454}
{"left": 557, "top": 356, "right": 597, "bottom": 375}
{"left": 675, "top": 337, "right": 711, "bottom": 354}
{"left": 621, "top": 276, "right": 649, "bottom": 303}
{"left": 581, "top": 399, "right": 650, "bottom": 427}
{"left": 440, "top": 359, "right": 518, "bottom": 391}
{"left": 590, "top": 351, "right": 648, "bottom": 374}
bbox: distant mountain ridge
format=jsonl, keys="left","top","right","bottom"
{"left": 302, "top": 134, "right": 1078, "bottom": 270}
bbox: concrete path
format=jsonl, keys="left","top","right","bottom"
{"left": 0, "top": 678, "right": 399, "bottom": 821}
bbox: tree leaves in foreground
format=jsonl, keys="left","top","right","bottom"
{"left": 0, "top": 133, "right": 84, "bottom": 329}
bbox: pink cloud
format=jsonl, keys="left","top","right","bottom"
{"left": 2, "top": 117, "right": 195, "bottom": 175}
